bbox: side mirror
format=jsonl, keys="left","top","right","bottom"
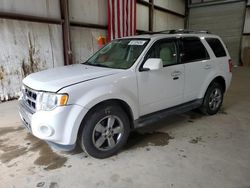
{"left": 142, "top": 58, "right": 163, "bottom": 71}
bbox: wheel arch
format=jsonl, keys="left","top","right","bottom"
{"left": 212, "top": 76, "right": 226, "bottom": 93}
{"left": 77, "top": 99, "right": 135, "bottom": 140}
{"left": 199, "top": 75, "right": 226, "bottom": 99}
{"left": 206, "top": 76, "right": 226, "bottom": 94}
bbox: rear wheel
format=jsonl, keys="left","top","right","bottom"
{"left": 79, "top": 104, "right": 130, "bottom": 159}
{"left": 200, "top": 82, "right": 224, "bottom": 115}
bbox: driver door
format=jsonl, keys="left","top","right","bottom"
{"left": 137, "top": 38, "right": 185, "bottom": 116}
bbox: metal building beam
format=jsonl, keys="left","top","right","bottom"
{"left": 189, "top": 0, "right": 245, "bottom": 8}
{"left": 70, "top": 21, "right": 107, "bottom": 30}
{"left": 153, "top": 5, "right": 185, "bottom": 18}
{"left": 0, "top": 12, "right": 107, "bottom": 30}
{"left": 60, "top": 0, "right": 73, "bottom": 65}
{"left": 0, "top": 12, "right": 63, "bottom": 24}
{"left": 185, "top": 0, "right": 190, "bottom": 29}
{"left": 149, "top": 0, "right": 154, "bottom": 31}
{"left": 137, "top": 0, "right": 151, "bottom": 7}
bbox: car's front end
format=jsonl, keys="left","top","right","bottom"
{"left": 18, "top": 62, "right": 124, "bottom": 150}
{"left": 18, "top": 84, "right": 87, "bottom": 150}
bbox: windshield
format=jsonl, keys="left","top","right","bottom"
{"left": 84, "top": 38, "right": 149, "bottom": 69}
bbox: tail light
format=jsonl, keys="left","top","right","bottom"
{"left": 228, "top": 59, "right": 233, "bottom": 73}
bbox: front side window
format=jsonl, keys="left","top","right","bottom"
{"left": 84, "top": 39, "right": 149, "bottom": 69}
{"left": 146, "top": 39, "right": 178, "bottom": 67}
{"left": 180, "top": 37, "right": 209, "bottom": 63}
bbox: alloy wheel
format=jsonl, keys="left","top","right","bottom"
{"left": 92, "top": 115, "right": 124, "bottom": 151}
{"left": 208, "top": 88, "right": 222, "bottom": 111}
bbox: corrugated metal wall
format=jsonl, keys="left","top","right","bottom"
{"left": 188, "top": 1, "right": 245, "bottom": 64}
{"left": 137, "top": 0, "right": 185, "bottom": 31}
{"left": 136, "top": 3, "right": 149, "bottom": 31}
{"left": 69, "top": 0, "right": 107, "bottom": 25}
{"left": 69, "top": 0, "right": 107, "bottom": 63}
{"left": 153, "top": 10, "right": 184, "bottom": 31}
{"left": 0, "top": 0, "right": 61, "bottom": 18}
{"left": 153, "top": 0, "right": 185, "bottom": 31}
{"left": 71, "top": 27, "right": 106, "bottom": 64}
{"left": 0, "top": 0, "right": 63, "bottom": 100}
{"left": 154, "top": 0, "right": 185, "bottom": 15}
{"left": 0, "top": 0, "right": 185, "bottom": 101}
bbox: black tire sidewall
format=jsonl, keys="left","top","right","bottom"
{"left": 202, "top": 82, "right": 224, "bottom": 115}
{"left": 80, "top": 105, "right": 130, "bottom": 159}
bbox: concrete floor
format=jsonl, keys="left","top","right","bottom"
{"left": 0, "top": 67, "right": 250, "bottom": 188}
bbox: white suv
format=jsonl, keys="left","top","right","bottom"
{"left": 19, "top": 30, "right": 232, "bottom": 158}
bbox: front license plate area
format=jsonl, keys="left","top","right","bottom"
{"left": 19, "top": 102, "right": 33, "bottom": 132}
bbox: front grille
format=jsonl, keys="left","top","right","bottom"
{"left": 22, "top": 86, "right": 38, "bottom": 112}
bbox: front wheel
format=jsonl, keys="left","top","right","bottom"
{"left": 79, "top": 104, "right": 130, "bottom": 159}
{"left": 200, "top": 82, "right": 224, "bottom": 115}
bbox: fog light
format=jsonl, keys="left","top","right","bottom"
{"left": 39, "top": 125, "right": 53, "bottom": 137}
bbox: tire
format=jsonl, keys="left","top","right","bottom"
{"left": 200, "top": 82, "right": 224, "bottom": 115}
{"left": 79, "top": 104, "right": 130, "bottom": 159}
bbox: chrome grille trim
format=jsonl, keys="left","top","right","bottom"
{"left": 22, "top": 85, "right": 38, "bottom": 112}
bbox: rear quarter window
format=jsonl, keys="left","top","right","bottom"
{"left": 205, "top": 38, "right": 227, "bottom": 57}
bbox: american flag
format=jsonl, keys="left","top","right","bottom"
{"left": 108, "top": 0, "right": 137, "bottom": 41}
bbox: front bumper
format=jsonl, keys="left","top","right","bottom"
{"left": 18, "top": 99, "right": 88, "bottom": 146}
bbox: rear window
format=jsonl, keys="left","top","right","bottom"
{"left": 205, "top": 38, "right": 227, "bottom": 57}
{"left": 181, "top": 37, "right": 209, "bottom": 63}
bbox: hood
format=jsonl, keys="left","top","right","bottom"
{"left": 23, "top": 64, "right": 121, "bottom": 92}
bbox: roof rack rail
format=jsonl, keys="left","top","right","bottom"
{"left": 169, "top": 29, "right": 211, "bottom": 34}
{"left": 139, "top": 29, "right": 211, "bottom": 35}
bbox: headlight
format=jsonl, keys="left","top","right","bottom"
{"left": 36, "top": 92, "right": 68, "bottom": 111}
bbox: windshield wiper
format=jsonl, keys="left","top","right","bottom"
{"left": 83, "top": 62, "right": 110, "bottom": 68}
{"left": 92, "top": 64, "right": 110, "bottom": 68}
{"left": 82, "top": 62, "right": 92, "bottom": 65}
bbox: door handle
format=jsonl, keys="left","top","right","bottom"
{"left": 204, "top": 64, "right": 212, "bottom": 70}
{"left": 171, "top": 70, "right": 182, "bottom": 77}
{"left": 171, "top": 70, "right": 181, "bottom": 80}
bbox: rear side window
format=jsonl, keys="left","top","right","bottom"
{"left": 205, "top": 38, "right": 227, "bottom": 57}
{"left": 180, "top": 37, "right": 209, "bottom": 63}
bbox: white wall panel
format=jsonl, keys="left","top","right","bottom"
{"left": 154, "top": 0, "right": 185, "bottom": 15}
{"left": 136, "top": 4, "right": 149, "bottom": 31}
{"left": 0, "top": 19, "right": 63, "bottom": 100}
{"left": 71, "top": 27, "right": 107, "bottom": 64}
{"left": 153, "top": 10, "right": 184, "bottom": 31}
{"left": 69, "top": 0, "right": 108, "bottom": 25}
{"left": 0, "top": 0, "right": 60, "bottom": 18}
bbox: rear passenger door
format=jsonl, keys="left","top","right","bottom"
{"left": 180, "top": 37, "right": 211, "bottom": 102}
